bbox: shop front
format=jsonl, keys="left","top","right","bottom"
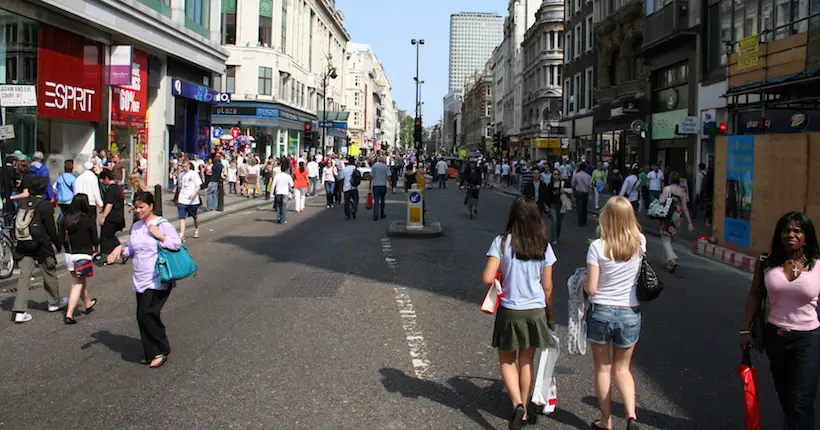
{"left": 530, "top": 138, "right": 562, "bottom": 161}
{"left": 650, "top": 107, "right": 697, "bottom": 191}
{"left": 594, "top": 99, "right": 647, "bottom": 171}
{"left": 109, "top": 48, "right": 148, "bottom": 180}
{"left": 211, "top": 102, "right": 315, "bottom": 159}
{"left": 170, "top": 77, "right": 231, "bottom": 156}
{"left": 571, "top": 115, "right": 594, "bottom": 164}
{"left": 734, "top": 110, "right": 820, "bottom": 135}
{"left": 36, "top": 23, "right": 104, "bottom": 176}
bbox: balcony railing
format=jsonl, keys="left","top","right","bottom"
{"left": 644, "top": 0, "right": 690, "bottom": 46}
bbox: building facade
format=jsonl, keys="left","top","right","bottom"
{"left": 448, "top": 12, "right": 504, "bottom": 93}
{"left": 211, "top": 0, "right": 350, "bottom": 159}
{"left": 503, "top": 0, "right": 542, "bottom": 158}
{"left": 344, "top": 42, "right": 396, "bottom": 155}
{"left": 592, "top": 0, "right": 646, "bottom": 170}
{"left": 442, "top": 90, "right": 462, "bottom": 154}
{"left": 461, "top": 72, "right": 493, "bottom": 153}
{"left": 0, "top": 0, "right": 229, "bottom": 189}
{"left": 560, "top": 0, "right": 595, "bottom": 162}
{"left": 520, "top": 0, "right": 565, "bottom": 161}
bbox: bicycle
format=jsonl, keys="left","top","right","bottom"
{"left": 0, "top": 215, "right": 15, "bottom": 279}
{"left": 465, "top": 185, "right": 478, "bottom": 219}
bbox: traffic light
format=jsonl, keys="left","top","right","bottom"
{"left": 304, "top": 122, "right": 316, "bottom": 147}
{"left": 413, "top": 118, "right": 423, "bottom": 143}
{"left": 704, "top": 121, "right": 728, "bottom": 138}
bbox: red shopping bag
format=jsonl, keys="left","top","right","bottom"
{"left": 365, "top": 192, "right": 373, "bottom": 209}
{"left": 736, "top": 349, "right": 762, "bottom": 430}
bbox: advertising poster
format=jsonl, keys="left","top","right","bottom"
{"left": 724, "top": 135, "right": 755, "bottom": 248}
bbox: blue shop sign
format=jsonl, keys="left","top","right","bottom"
{"left": 255, "top": 107, "right": 279, "bottom": 118}
{"left": 736, "top": 110, "right": 820, "bottom": 134}
{"left": 319, "top": 121, "right": 348, "bottom": 130}
{"left": 172, "top": 78, "right": 232, "bottom": 105}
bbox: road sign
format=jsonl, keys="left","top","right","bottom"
{"left": 0, "top": 124, "right": 15, "bottom": 140}
{"left": 230, "top": 127, "right": 241, "bottom": 139}
{"left": 406, "top": 185, "right": 423, "bottom": 230}
{"left": 409, "top": 191, "right": 421, "bottom": 204}
{"left": 0, "top": 85, "right": 36, "bottom": 107}
{"left": 212, "top": 127, "right": 223, "bottom": 139}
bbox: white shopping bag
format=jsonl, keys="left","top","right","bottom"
{"left": 532, "top": 330, "right": 560, "bottom": 410}
{"left": 480, "top": 280, "right": 504, "bottom": 314}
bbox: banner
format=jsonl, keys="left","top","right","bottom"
{"left": 109, "top": 45, "right": 133, "bottom": 85}
{"left": 111, "top": 50, "right": 148, "bottom": 127}
{"left": 724, "top": 136, "right": 755, "bottom": 248}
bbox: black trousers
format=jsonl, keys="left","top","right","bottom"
{"left": 100, "top": 219, "right": 124, "bottom": 255}
{"left": 574, "top": 192, "right": 589, "bottom": 226}
{"left": 344, "top": 189, "right": 359, "bottom": 218}
{"left": 765, "top": 323, "right": 820, "bottom": 430}
{"left": 136, "top": 288, "right": 172, "bottom": 360}
{"left": 334, "top": 179, "right": 344, "bottom": 204}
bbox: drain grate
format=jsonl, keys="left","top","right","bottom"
{"left": 272, "top": 272, "right": 347, "bottom": 297}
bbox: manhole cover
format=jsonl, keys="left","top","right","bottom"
{"left": 273, "top": 272, "right": 347, "bottom": 297}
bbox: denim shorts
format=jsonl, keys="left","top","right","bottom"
{"left": 586, "top": 304, "right": 641, "bottom": 348}
{"left": 177, "top": 204, "right": 199, "bottom": 220}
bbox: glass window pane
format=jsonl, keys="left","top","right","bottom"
{"left": 734, "top": 0, "right": 746, "bottom": 41}
{"left": 775, "top": 0, "right": 791, "bottom": 39}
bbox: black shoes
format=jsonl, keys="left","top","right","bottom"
{"left": 509, "top": 404, "right": 525, "bottom": 430}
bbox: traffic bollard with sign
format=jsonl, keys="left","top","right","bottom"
{"left": 407, "top": 184, "right": 424, "bottom": 230}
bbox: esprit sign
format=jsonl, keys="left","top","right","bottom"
{"left": 37, "top": 24, "right": 102, "bottom": 122}
{"left": 111, "top": 50, "right": 148, "bottom": 126}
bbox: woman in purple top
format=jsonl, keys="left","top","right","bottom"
{"left": 741, "top": 212, "right": 820, "bottom": 429}
{"left": 107, "top": 192, "right": 181, "bottom": 369}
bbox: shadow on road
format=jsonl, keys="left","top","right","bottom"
{"left": 580, "top": 395, "right": 692, "bottom": 429}
{"left": 81, "top": 330, "right": 145, "bottom": 364}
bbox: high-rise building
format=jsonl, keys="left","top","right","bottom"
{"left": 448, "top": 12, "right": 503, "bottom": 93}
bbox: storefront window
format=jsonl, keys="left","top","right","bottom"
{"left": 0, "top": 10, "right": 37, "bottom": 157}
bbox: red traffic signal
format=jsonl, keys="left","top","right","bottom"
{"left": 415, "top": 121, "right": 421, "bottom": 127}
{"left": 719, "top": 122, "right": 727, "bottom": 133}
{"left": 304, "top": 123, "right": 312, "bottom": 132}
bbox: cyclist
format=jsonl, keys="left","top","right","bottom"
{"left": 462, "top": 159, "right": 483, "bottom": 213}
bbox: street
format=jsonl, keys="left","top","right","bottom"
{"left": 0, "top": 183, "right": 788, "bottom": 429}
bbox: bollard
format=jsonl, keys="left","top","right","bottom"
{"left": 217, "top": 180, "right": 225, "bottom": 211}
{"left": 153, "top": 184, "right": 163, "bottom": 216}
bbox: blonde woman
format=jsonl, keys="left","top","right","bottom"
{"left": 128, "top": 173, "right": 147, "bottom": 224}
{"left": 584, "top": 196, "right": 646, "bottom": 430}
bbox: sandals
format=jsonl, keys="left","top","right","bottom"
{"left": 149, "top": 354, "right": 168, "bottom": 369}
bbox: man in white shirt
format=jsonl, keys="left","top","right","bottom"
{"left": 271, "top": 164, "right": 294, "bottom": 224}
{"left": 647, "top": 164, "right": 664, "bottom": 202}
{"left": 176, "top": 160, "right": 202, "bottom": 240}
{"left": 619, "top": 167, "right": 641, "bottom": 212}
{"left": 435, "top": 157, "right": 448, "bottom": 189}
{"left": 75, "top": 161, "right": 103, "bottom": 218}
{"left": 307, "top": 158, "right": 320, "bottom": 196}
{"left": 341, "top": 156, "right": 360, "bottom": 219}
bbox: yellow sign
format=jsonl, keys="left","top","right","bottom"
{"left": 532, "top": 138, "right": 561, "bottom": 149}
{"left": 737, "top": 34, "right": 760, "bottom": 71}
{"left": 349, "top": 144, "right": 361, "bottom": 156}
{"left": 485, "top": 140, "right": 493, "bottom": 150}
{"left": 458, "top": 149, "right": 468, "bottom": 158}
{"left": 408, "top": 206, "right": 421, "bottom": 223}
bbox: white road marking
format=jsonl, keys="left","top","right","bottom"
{"left": 381, "top": 237, "right": 433, "bottom": 380}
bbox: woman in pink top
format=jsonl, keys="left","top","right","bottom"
{"left": 107, "top": 192, "right": 182, "bottom": 369}
{"left": 741, "top": 212, "right": 820, "bottom": 429}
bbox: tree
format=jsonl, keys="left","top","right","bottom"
{"left": 399, "top": 115, "right": 414, "bottom": 149}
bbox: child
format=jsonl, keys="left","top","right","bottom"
{"left": 227, "top": 161, "right": 238, "bottom": 195}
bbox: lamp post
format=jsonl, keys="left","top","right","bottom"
{"left": 321, "top": 55, "right": 338, "bottom": 157}
{"left": 411, "top": 38, "right": 424, "bottom": 159}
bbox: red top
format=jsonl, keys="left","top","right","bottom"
{"left": 293, "top": 169, "right": 310, "bottom": 188}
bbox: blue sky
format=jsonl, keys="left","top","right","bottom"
{"left": 335, "top": 0, "right": 507, "bottom": 123}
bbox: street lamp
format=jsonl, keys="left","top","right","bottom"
{"left": 411, "top": 38, "right": 424, "bottom": 158}
{"left": 321, "top": 54, "right": 338, "bottom": 157}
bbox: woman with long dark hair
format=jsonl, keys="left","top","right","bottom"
{"left": 107, "top": 192, "right": 182, "bottom": 369}
{"left": 60, "top": 193, "right": 99, "bottom": 324}
{"left": 741, "top": 212, "right": 820, "bottom": 429}
{"left": 293, "top": 161, "right": 309, "bottom": 213}
{"left": 482, "top": 197, "right": 557, "bottom": 429}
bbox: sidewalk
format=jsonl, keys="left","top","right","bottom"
{"left": 488, "top": 183, "right": 712, "bottom": 246}
{"left": 0, "top": 188, "right": 280, "bottom": 291}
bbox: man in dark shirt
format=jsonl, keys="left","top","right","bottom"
{"left": 99, "top": 169, "right": 125, "bottom": 258}
{"left": 111, "top": 155, "right": 126, "bottom": 185}
{"left": 206, "top": 153, "right": 224, "bottom": 210}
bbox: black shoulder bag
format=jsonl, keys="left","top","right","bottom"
{"left": 636, "top": 254, "right": 663, "bottom": 302}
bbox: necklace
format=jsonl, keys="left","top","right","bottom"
{"left": 787, "top": 256, "right": 806, "bottom": 277}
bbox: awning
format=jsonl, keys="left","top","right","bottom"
{"left": 316, "top": 111, "right": 349, "bottom": 121}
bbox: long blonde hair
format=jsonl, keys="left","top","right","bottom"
{"left": 128, "top": 173, "right": 145, "bottom": 191}
{"left": 597, "top": 196, "right": 642, "bottom": 261}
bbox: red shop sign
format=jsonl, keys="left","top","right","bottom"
{"left": 111, "top": 49, "right": 148, "bottom": 127}
{"left": 37, "top": 25, "right": 102, "bottom": 122}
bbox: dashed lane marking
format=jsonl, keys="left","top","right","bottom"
{"left": 381, "top": 237, "right": 433, "bottom": 380}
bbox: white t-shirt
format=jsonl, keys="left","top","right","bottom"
{"left": 648, "top": 170, "right": 664, "bottom": 191}
{"left": 487, "top": 235, "right": 557, "bottom": 311}
{"left": 341, "top": 165, "right": 358, "bottom": 192}
{"left": 586, "top": 234, "right": 647, "bottom": 307}
{"left": 246, "top": 165, "right": 260, "bottom": 177}
{"left": 307, "top": 161, "right": 320, "bottom": 178}
{"left": 272, "top": 172, "right": 294, "bottom": 196}
{"left": 192, "top": 159, "right": 204, "bottom": 173}
{"left": 436, "top": 160, "right": 448, "bottom": 175}
{"left": 177, "top": 170, "right": 202, "bottom": 205}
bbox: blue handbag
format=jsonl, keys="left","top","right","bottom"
{"left": 154, "top": 219, "right": 198, "bottom": 282}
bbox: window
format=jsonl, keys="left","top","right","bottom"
{"left": 6, "top": 57, "right": 16, "bottom": 82}
{"left": 259, "top": 16, "right": 272, "bottom": 47}
{"left": 565, "top": 32, "right": 572, "bottom": 63}
{"left": 354, "top": 92, "right": 360, "bottom": 106}
{"left": 226, "top": 66, "right": 236, "bottom": 94}
{"left": 576, "top": 0, "right": 582, "bottom": 13}
{"left": 486, "top": 104, "right": 492, "bottom": 116}
{"left": 585, "top": 67, "right": 594, "bottom": 111}
{"left": 575, "top": 24, "right": 582, "bottom": 58}
{"left": 308, "top": 12, "right": 314, "bottom": 71}
{"left": 184, "top": 0, "right": 209, "bottom": 36}
{"left": 258, "top": 66, "right": 272, "bottom": 95}
{"left": 354, "top": 75, "right": 360, "bottom": 87}
{"left": 221, "top": 0, "right": 236, "bottom": 44}
{"left": 281, "top": 5, "right": 287, "bottom": 54}
{"left": 568, "top": 78, "right": 575, "bottom": 112}
{"left": 556, "top": 65, "right": 562, "bottom": 85}
{"left": 576, "top": 73, "right": 584, "bottom": 110}
{"left": 586, "top": 15, "right": 594, "bottom": 51}
{"left": 353, "top": 112, "right": 360, "bottom": 126}
{"left": 213, "top": 75, "right": 222, "bottom": 91}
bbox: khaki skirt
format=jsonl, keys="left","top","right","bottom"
{"left": 492, "top": 306, "right": 554, "bottom": 351}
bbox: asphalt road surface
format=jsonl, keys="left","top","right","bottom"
{"left": 0, "top": 182, "right": 795, "bottom": 429}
